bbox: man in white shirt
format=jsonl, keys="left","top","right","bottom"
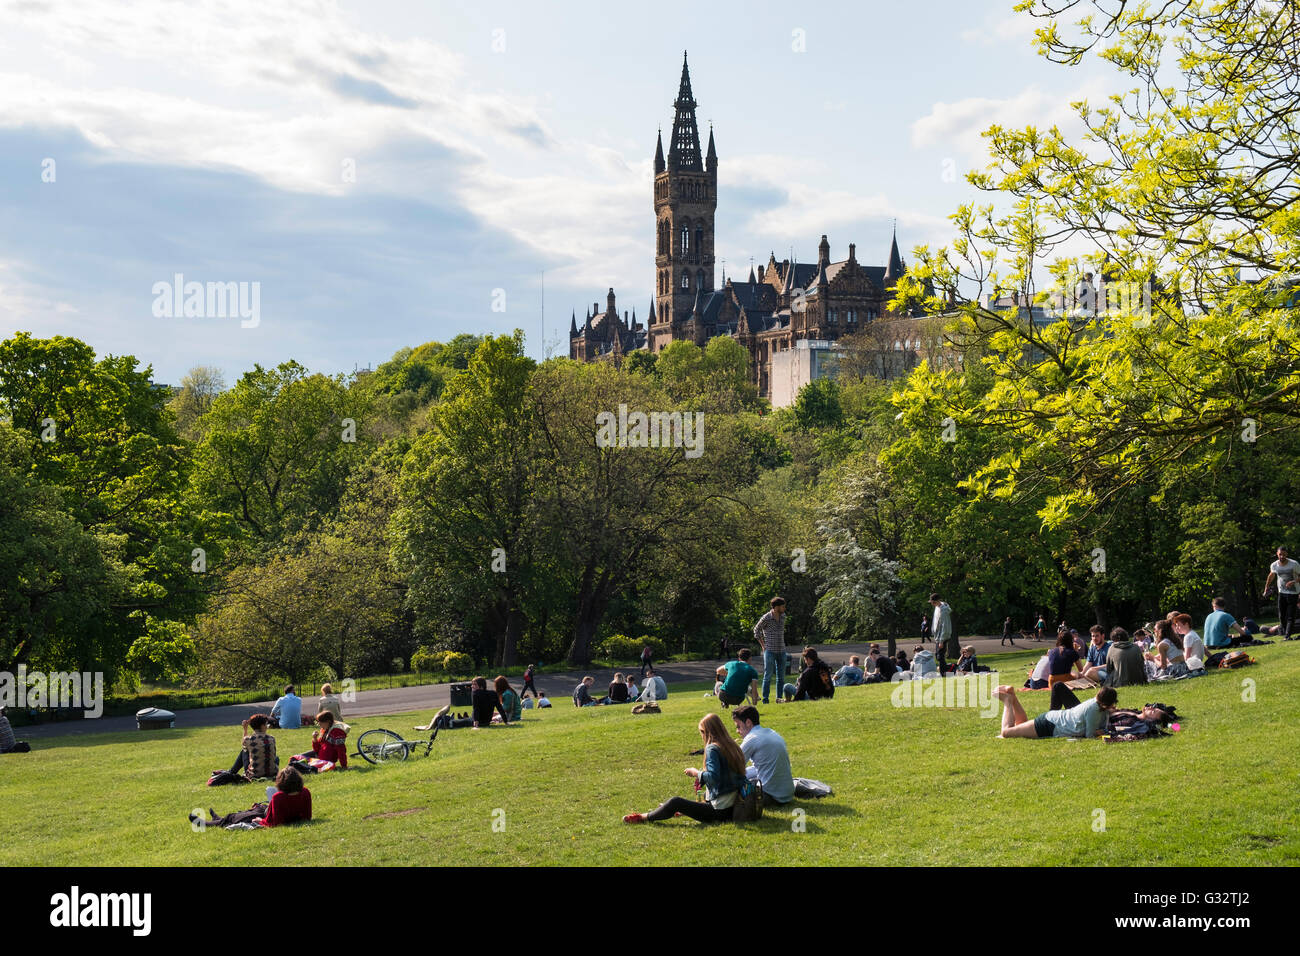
{"left": 1264, "top": 546, "right": 1300, "bottom": 640}
{"left": 1171, "top": 613, "right": 1207, "bottom": 672}
{"left": 731, "top": 706, "right": 794, "bottom": 806}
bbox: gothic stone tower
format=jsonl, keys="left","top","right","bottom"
{"left": 650, "top": 52, "right": 717, "bottom": 353}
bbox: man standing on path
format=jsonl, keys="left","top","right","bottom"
{"left": 754, "top": 597, "right": 787, "bottom": 704}
{"left": 930, "top": 593, "right": 956, "bottom": 674}
{"left": 1263, "top": 546, "right": 1300, "bottom": 640}
{"left": 1001, "top": 616, "right": 1016, "bottom": 647}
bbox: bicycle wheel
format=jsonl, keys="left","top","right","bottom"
{"left": 356, "top": 728, "right": 409, "bottom": 764}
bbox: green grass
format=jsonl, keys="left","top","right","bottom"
{"left": 5, "top": 643, "right": 1297, "bottom": 866}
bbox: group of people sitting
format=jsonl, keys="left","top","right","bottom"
{"left": 420, "top": 675, "right": 525, "bottom": 730}
{"left": 1024, "top": 599, "right": 1261, "bottom": 691}
{"left": 712, "top": 647, "right": 838, "bottom": 704}
{"left": 572, "top": 668, "right": 668, "bottom": 706}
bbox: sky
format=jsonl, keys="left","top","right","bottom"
{"left": 0, "top": 0, "right": 1117, "bottom": 384}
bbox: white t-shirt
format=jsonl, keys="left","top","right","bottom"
{"left": 1273, "top": 559, "right": 1300, "bottom": 594}
{"left": 1158, "top": 639, "right": 1184, "bottom": 663}
{"left": 1030, "top": 655, "right": 1050, "bottom": 681}
{"left": 1181, "top": 630, "right": 1206, "bottom": 665}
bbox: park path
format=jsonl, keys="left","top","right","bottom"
{"left": 21, "top": 635, "right": 1037, "bottom": 740}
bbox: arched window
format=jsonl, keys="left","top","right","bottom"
{"left": 695, "top": 227, "right": 704, "bottom": 253}
{"left": 696, "top": 269, "right": 705, "bottom": 291}
{"left": 681, "top": 227, "right": 690, "bottom": 254}
{"left": 894, "top": 340, "right": 903, "bottom": 351}
{"left": 682, "top": 271, "right": 690, "bottom": 289}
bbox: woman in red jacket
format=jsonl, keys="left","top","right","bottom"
{"left": 192, "top": 766, "right": 312, "bottom": 829}
{"left": 309, "top": 711, "right": 348, "bottom": 768}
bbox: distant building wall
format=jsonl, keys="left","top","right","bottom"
{"left": 770, "top": 339, "right": 839, "bottom": 408}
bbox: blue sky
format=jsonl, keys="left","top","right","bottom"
{"left": 0, "top": 0, "right": 1115, "bottom": 384}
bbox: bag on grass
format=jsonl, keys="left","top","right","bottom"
{"left": 632, "top": 703, "right": 661, "bottom": 714}
{"left": 1219, "top": 651, "right": 1255, "bottom": 669}
{"left": 207, "top": 770, "right": 249, "bottom": 787}
{"left": 793, "top": 777, "right": 833, "bottom": 799}
{"left": 732, "top": 780, "right": 762, "bottom": 823}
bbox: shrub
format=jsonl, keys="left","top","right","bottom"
{"left": 411, "top": 646, "right": 441, "bottom": 673}
{"left": 438, "top": 651, "right": 474, "bottom": 676}
{"left": 597, "top": 634, "right": 667, "bottom": 662}
{"left": 411, "top": 648, "right": 474, "bottom": 677}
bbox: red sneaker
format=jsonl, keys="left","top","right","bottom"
{"left": 623, "top": 813, "right": 647, "bottom": 824}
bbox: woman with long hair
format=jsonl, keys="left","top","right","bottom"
{"left": 623, "top": 713, "right": 747, "bottom": 824}
{"left": 495, "top": 675, "right": 522, "bottom": 721}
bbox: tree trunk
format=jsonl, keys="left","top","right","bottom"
{"left": 568, "top": 566, "right": 611, "bottom": 665}
{"left": 502, "top": 606, "right": 524, "bottom": 667}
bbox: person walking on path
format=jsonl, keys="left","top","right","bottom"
{"left": 639, "top": 645, "right": 653, "bottom": 678}
{"left": 930, "top": 594, "right": 957, "bottom": 674}
{"left": 1002, "top": 617, "right": 1016, "bottom": 647}
{"left": 754, "top": 597, "right": 787, "bottom": 704}
{"left": 520, "top": 664, "right": 539, "bottom": 700}
{"left": 1264, "top": 546, "right": 1300, "bottom": 640}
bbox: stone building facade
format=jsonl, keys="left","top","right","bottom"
{"left": 570, "top": 53, "right": 926, "bottom": 399}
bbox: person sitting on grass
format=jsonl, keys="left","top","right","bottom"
{"left": 909, "top": 644, "right": 937, "bottom": 678}
{"left": 1150, "top": 620, "right": 1185, "bottom": 678}
{"left": 607, "top": 673, "right": 631, "bottom": 704}
{"left": 270, "top": 685, "right": 302, "bottom": 730}
{"left": 993, "top": 685, "right": 1118, "bottom": 739}
{"left": 953, "top": 646, "right": 979, "bottom": 674}
{"left": 193, "top": 766, "right": 313, "bottom": 829}
{"left": 218, "top": 714, "right": 278, "bottom": 782}
{"left": 626, "top": 675, "right": 640, "bottom": 699}
{"left": 1047, "top": 632, "right": 1085, "bottom": 688}
{"left": 623, "top": 713, "right": 748, "bottom": 824}
{"left": 636, "top": 668, "right": 668, "bottom": 702}
{"left": 472, "top": 676, "right": 509, "bottom": 727}
{"left": 718, "top": 649, "right": 760, "bottom": 707}
{"left": 1171, "top": 614, "right": 1207, "bottom": 674}
{"left": 317, "top": 682, "right": 342, "bottom": 723}
{"left": 0, "top": 706, "right": 30, "bottom": 754}
{"left": 833, "top": 655, "right": 866, "bottom": 686}
{"left": 496, "top": 676, "right": 522, "bottom": 721}
{"left": 291, "top": 710, "right": 348, "bottom": 769}
{"left": 536, "top": 692, "right": 552, "bottom": 708}
{"left": 895, "top": 649, "right": 910, "bottom": 671}
{"left": 786, "top": 647, "right": 834, "bottom": 701}
{"left": 1203, "top": 597, "right": 1246, "bottom": 649}
{"left": 731, "top": 705, "right": 794, "bottom": 807}
{"left": 573, "top": 676, "right": 597, "bottom": 707}
{"left": 865, "top": 651, "right": 897, "bottom": 683}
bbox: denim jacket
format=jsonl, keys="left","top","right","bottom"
{"left": 698, "top": 743, "right": 746, "bottom": 804}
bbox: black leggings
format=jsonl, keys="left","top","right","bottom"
{"left": 646, "top": 796, "right": 734, "bottom": 824}
{"left": 1279, "top": 592, "right": 1298, "bottom": 639}
{"left": 1050, "top": 684, "right": 1082, "bottom": 710}
{"left": 521, "top": 678, "right": 538, "bottom": 698}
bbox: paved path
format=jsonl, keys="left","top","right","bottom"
{"left": 21, "top": 637, "right": 1040, "bottom": 740}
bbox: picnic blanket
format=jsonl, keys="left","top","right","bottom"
{"left": 289, "top": 755, "right": 336, "bottom": 773}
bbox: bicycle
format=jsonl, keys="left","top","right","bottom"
{"left": 353, "top": 723, "right": 440, "bottom": 764}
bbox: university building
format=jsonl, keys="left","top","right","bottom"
{"left": 569, "top": 53, "right": 929, "bottom": 402}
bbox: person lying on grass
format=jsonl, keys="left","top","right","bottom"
{"left": 193, "top": 766, "right": 312, "bottom": 829}
{"left": 623, "top": 713, "right": 748, "bottom": 824}
{"left": 994, "top": 685, "right": 1118, "bottom": 739}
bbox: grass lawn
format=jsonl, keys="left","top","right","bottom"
{"left": 4, "top": 644, "right": 1298, "bottom": 866}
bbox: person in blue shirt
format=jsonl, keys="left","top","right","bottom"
{"left": 731, "top": 706, "right": 795, "bottom": 806}
{"left": 994, "top": 684, "right": 1117, "bottom": 738}
{"left": 270, "top": 685, "right": 302, "bottom": 730}
{"left": 833, "top": 655, "right": 866, "bottom": 685}
{"left": 718, "top": 649, "right": 760, "bottom": 706}
{"left": 1203, "top": 597, "right": 1246, "bottom": 648}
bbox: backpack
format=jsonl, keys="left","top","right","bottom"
{"left": 1219, "top": 650, "right": 1254, "bottom": 669}
{"left": 631, "top": 702, "right": 661, "bottom": 714}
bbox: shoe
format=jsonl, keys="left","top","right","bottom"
{"left": 674, "top": 812, "right": 682, "bottom": 817}
{"left": 623, "top": 813, "right": 647, "bottom": 824}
